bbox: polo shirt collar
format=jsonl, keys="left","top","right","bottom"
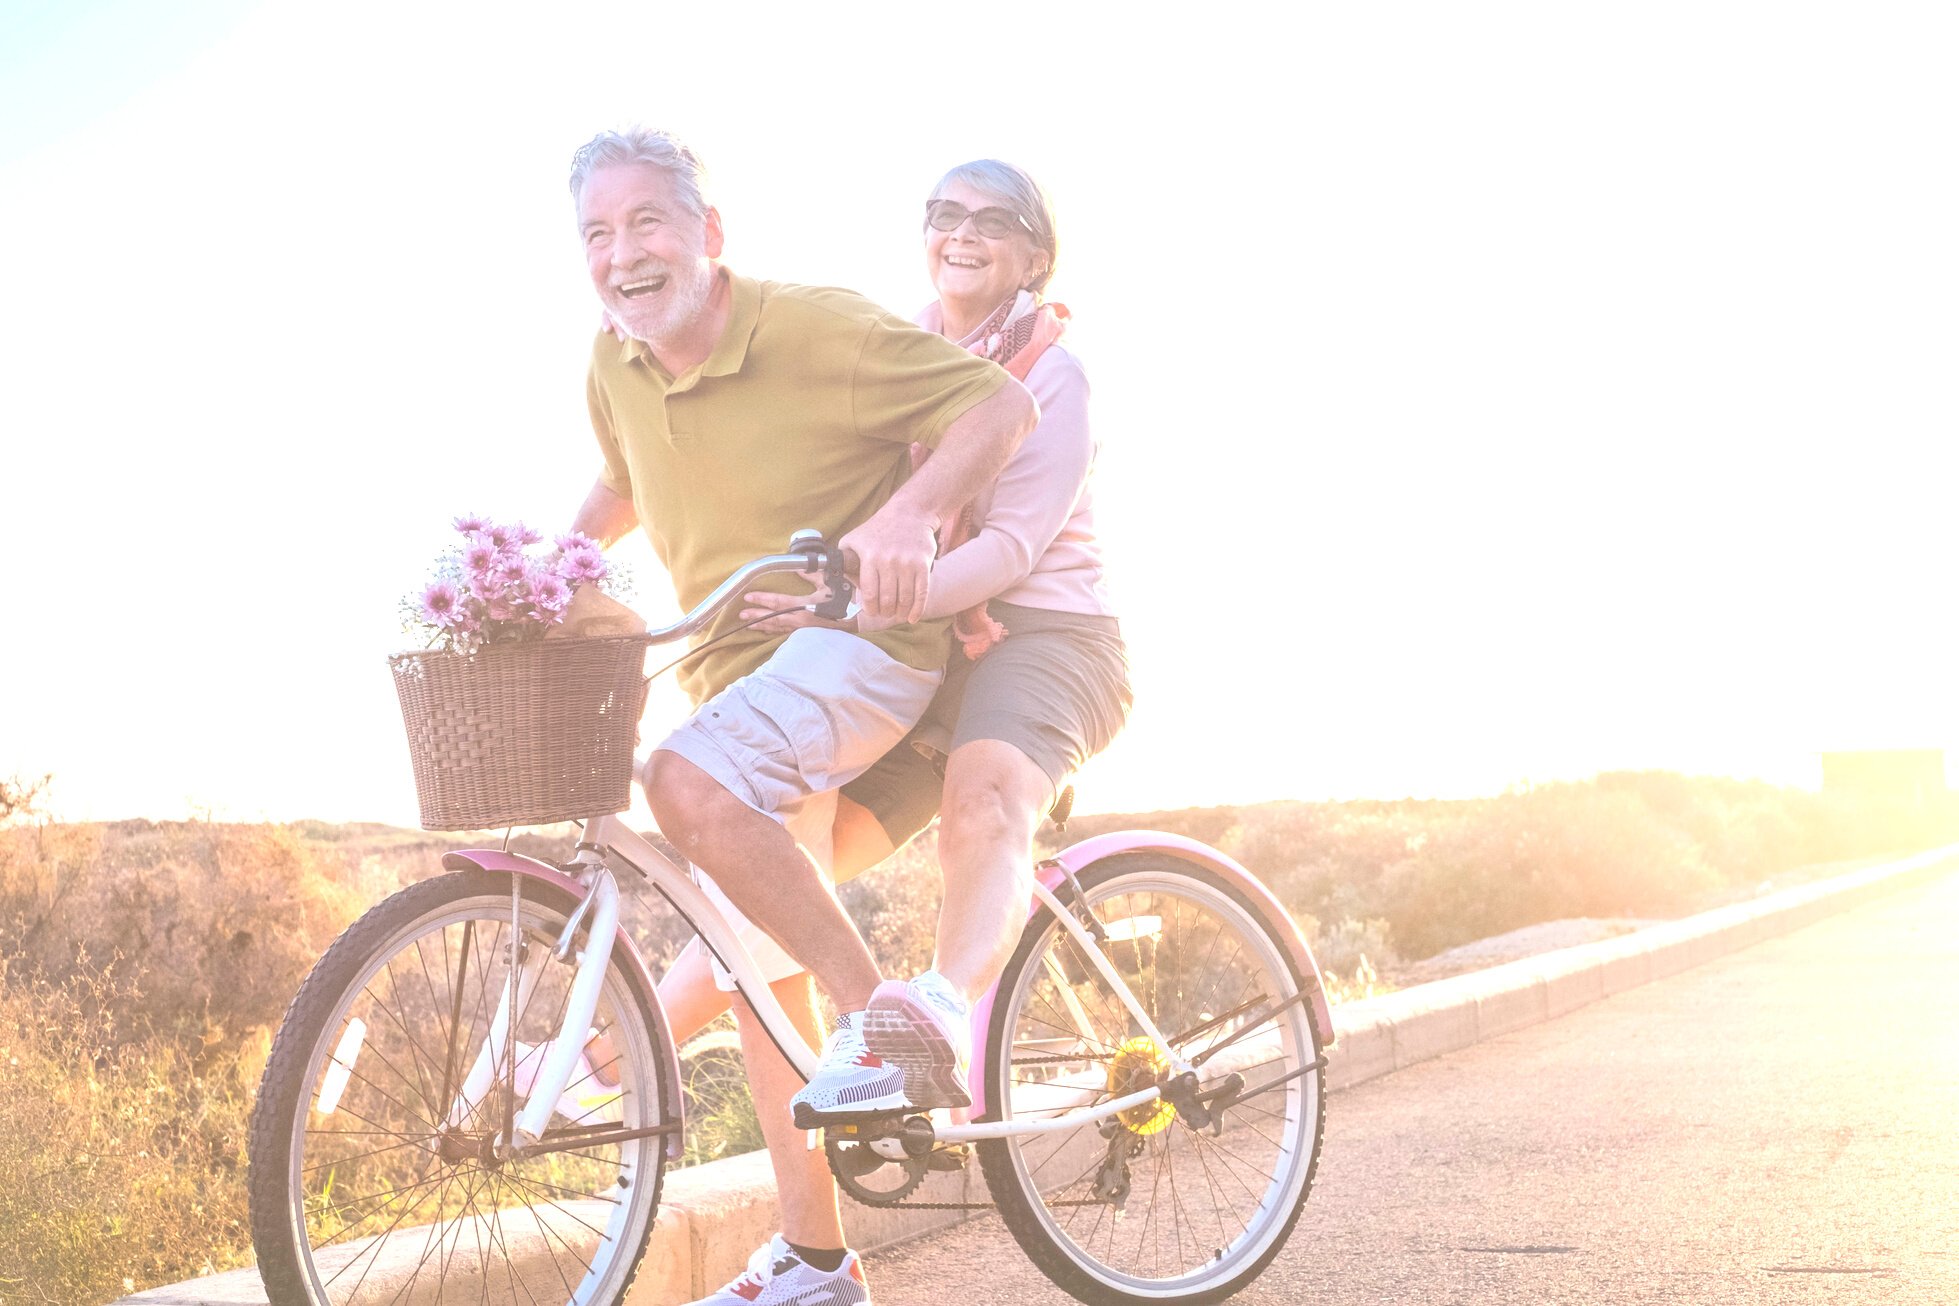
{"left": 702, "top": 271, "right": 761, "bottom": 378}
{"left": 617, "top": 269, "right": 761, "bottom": 381}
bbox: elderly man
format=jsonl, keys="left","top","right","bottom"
{"left": 567, "top": 128, "right": 1035, "bottom": 1305}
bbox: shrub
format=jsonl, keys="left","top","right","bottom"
{"left": 0, "top": 960, "right": 254, "bottom": 1303}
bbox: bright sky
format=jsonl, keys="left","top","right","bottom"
{"left": 2, "top": 1, "right": 1954, "bottom": 827}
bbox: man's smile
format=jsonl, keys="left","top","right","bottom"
{"left": 616, "top": 274, "right": 669, "bottom": 298}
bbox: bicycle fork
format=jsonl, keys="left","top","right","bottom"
{"left": 443, "top": 866, "right": 622, "bottom": 1153}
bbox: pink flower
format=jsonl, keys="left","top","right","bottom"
{"left": 452, "top": 513, "right": 490, "bottom": 535}
{"left": 485, "top": 598, "right": 519, "bottom": 622}
{"left": 511, "top": 523, "right": 543, "bottom": 547}
{"left": 419, "top": 580, "right": 463, "bottom": 626}
{"left": 491, "top": 555, "right": 529, "bottom": 587}
{"left": 558, "top": 548, "right": 607, "bottom": 583}
{"left": 449, "top": 599, "right": 485, "bottom": 637}
{"left": 461, "top": 536, "right": 499, "bottom": 575}
{"left": 484, "top": 523, "right": 521, "bottom": 553}
{"left": 531, "top": 574, "right": 572, "bottom": 613}
{"left": 554, "top": 532, "right": 596, "bottom": 554}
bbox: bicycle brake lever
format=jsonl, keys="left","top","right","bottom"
{"left": 786, "top": 530, "right": 857, "bottom": 621}
{"left": 812, "top": 555, "right": 856, "bottom": 621}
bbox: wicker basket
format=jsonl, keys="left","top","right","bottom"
{"left": 389, "top": 634, "right": 656, "bottom": 830}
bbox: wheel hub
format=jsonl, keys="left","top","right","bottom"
{"left": 433, "top": 1128, "right": 506, "bottom": 1169}
{"left": 1107, "top": 1036, "right": 1175, "bottom": 1134}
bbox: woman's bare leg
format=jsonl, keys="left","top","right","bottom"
{"left": 655, "top": 938, "right": 735, "bottom": 1046}
{"left": 830, "top": 794, "right": 898, "bottom": 882}
{"left": 932, "top": 739, "right": 1050, "bottom": 1000}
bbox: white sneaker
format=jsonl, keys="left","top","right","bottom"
{"left": 863, "top": 970, "right": 973, "bottom": 1112}
{"left": 688, "top": 1234, "right": 870, "bottom": 1305}
{"left": 789, "top": 1012, "right": 909, "bottom": 1129}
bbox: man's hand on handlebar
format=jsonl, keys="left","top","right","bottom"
{"left": 837, "top": 508, "right": 935, "bottom": 625}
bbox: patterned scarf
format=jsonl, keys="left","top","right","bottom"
{"left": 931, "top": 292, "right": 1070, "bottom": 659}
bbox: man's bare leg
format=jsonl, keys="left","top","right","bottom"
{"left": 735, "top": 972, "right": 846, "bottom": 1251}
{"left": 645, "top": 751, "right": 882, "bottom": 1013}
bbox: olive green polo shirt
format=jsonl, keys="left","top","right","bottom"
{"left": 588, "top": 272, "right": 1011, "bottom": 705}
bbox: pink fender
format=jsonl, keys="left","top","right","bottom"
{"left": 967, "top": 830, "right": 1335, "bottom": 1119}
{"left": 442, "top": 850, "right": 685, "bottom": 1163}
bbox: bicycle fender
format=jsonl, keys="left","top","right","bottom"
{"left": 442, "top": 849, "right": 685, "bottom": 1162}
{"left": 968, "top": 831, "right": 1335, "bottom": 1119}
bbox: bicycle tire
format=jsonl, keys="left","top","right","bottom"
{"left": 248, "top": 868, "right": 672, "bottom": 1305}
{"left": 976, "top": 853, "right": 1325, "bottom": 1305}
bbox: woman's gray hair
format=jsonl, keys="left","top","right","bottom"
{"left": 569, "top": 128, "right": 709, "bottom": 218}
{"left": 929, "top": 159, "right": 1059, "bottom": 294}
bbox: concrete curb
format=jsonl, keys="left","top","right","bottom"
{"left": 1323, "top": 843, "right": 1959, "bottom": 1094}
{"left": 118, "top": 842, "right": 1959, "bottom": 1305}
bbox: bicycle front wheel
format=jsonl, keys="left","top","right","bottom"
{"left": 976, "top": 853, "right": 1325, "bottom": 1305}
{"left": 248, "top": 869, "right": 673, "bottom": 1305}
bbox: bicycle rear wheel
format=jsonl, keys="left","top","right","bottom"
{"left": 976, "top": 853, "right": 1325, "bottom": 1305}
{"left": 248, "top": 869, "right": 672, "bottom": 1305}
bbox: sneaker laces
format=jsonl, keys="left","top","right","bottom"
{"left": 823, "top": 1012, "right": 880, "bottom": 1068}
{"left": 910, "top": 972, "right": 972, "bottom": 1059}
{"left": 729, "top": 1235, "right": 790, "bottom": 1295}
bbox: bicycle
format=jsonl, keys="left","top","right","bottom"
{"left": 247, "top": 532, "right": 1337, "bottom": 1306}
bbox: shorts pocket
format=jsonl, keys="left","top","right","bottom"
{"left": 739, "top": 675, "right": 839, "bottom": 791}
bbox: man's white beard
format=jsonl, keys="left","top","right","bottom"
{"left": 615, "top": 255, "right": 714, "bottom": 349}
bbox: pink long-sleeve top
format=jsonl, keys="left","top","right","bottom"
{"left": 916, "top": 301, "right": 1116, "bottom": 620}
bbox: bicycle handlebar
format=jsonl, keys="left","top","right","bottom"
{"left": 643, "top": 531, "right": 855, "bottom": 644}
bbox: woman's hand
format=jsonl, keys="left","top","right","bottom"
{"left": 738, "top": 586, "right": 903, "bottom": 634}
{"left": 739, "top": 587, "right": 854, "bottom": 635}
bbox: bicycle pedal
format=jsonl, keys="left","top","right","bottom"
{"left": 926, "top": 1143, "right": 970, "bottom": 1172}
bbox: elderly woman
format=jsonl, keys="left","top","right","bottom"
{"left": 657, "top": 160, "right": 1128, "bottom": 1306}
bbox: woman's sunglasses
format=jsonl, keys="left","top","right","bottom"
{"left": 925, "top": 199, "right": 1033, "bottom": 239}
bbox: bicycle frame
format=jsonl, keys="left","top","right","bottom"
{"left": 444, "top": 815, "right": 1337, "bottom": 1158}
{"left": 440, "top": 812, "right": 828, "bottom": 1161}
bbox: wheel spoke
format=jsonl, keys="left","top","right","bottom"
{"left": 257, "top": 876, "right": 669, "bottom": 1305}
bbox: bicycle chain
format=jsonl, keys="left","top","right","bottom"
{"left": 828, "top": 1140, "right": 1115, "bottom": 1212}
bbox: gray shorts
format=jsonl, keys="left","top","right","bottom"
{"left": 656, "top": 625, "right": 941, "bottom": 989}
{"left": 842, "top": 601, "right": 1132, "bottom": 848}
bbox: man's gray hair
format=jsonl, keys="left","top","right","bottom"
{"left": 928, "top": 159, "right": 1059, "bottom": 294}
{"left": 569, "top": 128, "right": 709, "bottom": 217}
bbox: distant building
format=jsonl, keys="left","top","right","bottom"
{"left": 1820, "top": 749, "right": 1948, "bottom": 808}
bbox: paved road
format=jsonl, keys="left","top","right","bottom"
{"left": 865, "top": 870, "right": 1959, "bottom": 1304}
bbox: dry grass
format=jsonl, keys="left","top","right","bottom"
{"left": 0, "top": 961, "right": 253, "bottom": 1305}
{"left": 0, "top": 773, "right": 1951, "bottom": 1297}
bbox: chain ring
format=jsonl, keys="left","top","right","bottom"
{"left": 824, "top": 1135, "right": 930, "bottom": 1206}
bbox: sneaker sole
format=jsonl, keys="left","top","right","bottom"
{"left": 790, "top": 1093, "right": 912, "bottom": 1130}
{"left": 863, "top": 981, "right": 973, "bottom": 1111}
